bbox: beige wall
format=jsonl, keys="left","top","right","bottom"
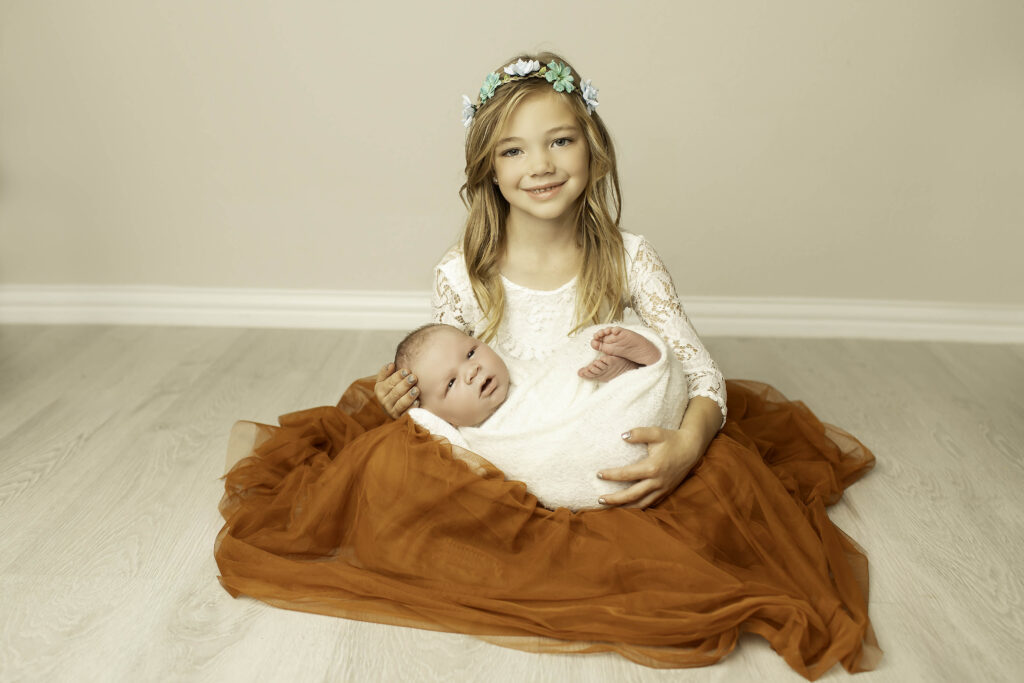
{"left": 1, "top": 0, "right": 1022, "bottom": 304}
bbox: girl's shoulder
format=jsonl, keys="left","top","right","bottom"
{"left": 436, "top": 242, "right": 464, "bottom": 268}
{"left": 619, "top": 231, "right": 675, "bottom": 293}
{"left": 620, "top": 230, "right": 643, "bottom": 257}
{"left": 435, "top": 242, "right": 467, "bottom": 277}
{"left": 619, "top": 230, "right": 658, "bottom": 265}
{"left": 433, "top": 242, "right": 473, "bottom": 294}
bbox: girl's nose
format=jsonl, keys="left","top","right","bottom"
{"left": 531, "top": 152, "right": 554, "bottom": 175}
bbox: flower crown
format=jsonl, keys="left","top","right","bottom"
{"left": 461, "top": 59, "right": 599, "bottom": 127}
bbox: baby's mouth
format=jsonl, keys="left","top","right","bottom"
{"left": 480, "top": 376, "right": 493, "bottom": 396}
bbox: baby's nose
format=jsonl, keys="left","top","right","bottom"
{"left": 464, "top": 364, "right": 480, "bottom": 383}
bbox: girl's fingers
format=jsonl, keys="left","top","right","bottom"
{"left": 379, "top": 368, "right": 413, "bottom": 395}
{"left": 373, "top": 364, "right": 395, "bottom": 405}
{"left": 619, "top": 426, "right": 664, "bottom": 445}
{"left": 374, "top": 362, "right": 393, "bottom": 385}
{"left": 393, "top": 387, "right": 420, "bottom": 416}
{"left": 387, "top": 372, "right": 416, "bottom": 398}
{"left": 598, "top": 479, "right": 657, "bottom": 507}
{"left": 597, "top": 427, "right": 666, "bottom": 482}
{"left": 375, "top": 366, "right": 399, "bottom": 395}
{"left": 597, "top": 461, "right": 651, "bottom": 483}
{"left": 386, "top": 368, "right": 406, "bottom": 390}
{"left": 379, "top": 374, "right": 416, "bottom": 415}
{"left": 624, "top": 488, "right": 665, "bottom": 510}
{"left": 374, "top": 364, "right": 417, "bottom": 418}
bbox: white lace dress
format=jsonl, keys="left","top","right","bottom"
{"left": 430, "top": 231, "right": 727, "bottom": 424}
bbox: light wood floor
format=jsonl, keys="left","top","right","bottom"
{"left": 1, "top": 325, "right": 1022, "bottom": 682}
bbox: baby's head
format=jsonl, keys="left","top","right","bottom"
{"left": 395, "top": 324, "right": 510, "bottom": 427}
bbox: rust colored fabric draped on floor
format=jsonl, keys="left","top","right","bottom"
{"left": 215, "top": 378, "right": 881, "bottom": 680}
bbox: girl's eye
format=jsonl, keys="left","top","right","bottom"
{"left": 500, "top": 148, "right": 521, "bottom": 157}
{"left": 553, "top": 137, "right": 572, "bottom": 147}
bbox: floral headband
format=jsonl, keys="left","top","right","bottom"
{"left": 461, "top": 59, "right": 599, "bottom": 127}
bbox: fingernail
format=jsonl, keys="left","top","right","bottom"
{"left": 413, "top": 400, "right": 420, "bottom": 408}
{"left": 410, "top": 387, "right": 419, "bottom": 397}
{"left": 598, "top": 498, "right": 607, "bottom": 505}
{"left": 401, "top": 369, "right": 409, "bottom": 378}
{"left": 621, "top": 432, "right": 631, "bottom": 440}
{"left": 596, "top": 472, "right": 604, "bottom": 480}
{"left": 407, "top": 375, "right": 416, "bottom": 384}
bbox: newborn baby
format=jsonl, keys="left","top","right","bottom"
{"left": 399, "top": 323, "right": 687, "bottom": 511}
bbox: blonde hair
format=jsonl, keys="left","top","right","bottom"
{"left": 459, "top": 51, "right": 627, "bottom": 342}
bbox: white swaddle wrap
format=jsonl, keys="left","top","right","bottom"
{"left": 409, "top": 325, "right": 688, "bottom": 511}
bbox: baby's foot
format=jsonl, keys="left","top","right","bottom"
{"left": 590, "top": 327, "right": 661, "bottom": 366}
{"left": 578, "top": 353, "right": 641, "bottom": 382}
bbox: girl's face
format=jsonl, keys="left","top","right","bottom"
{"left": 492, "top": 90, "right": 590, "bottom": 228}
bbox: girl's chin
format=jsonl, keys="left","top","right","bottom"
{"left": 508, "top": 201, "right": 582, "bottom": 225}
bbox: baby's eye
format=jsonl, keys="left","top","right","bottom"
{"left": 553, "top": 137, "right": 573, "bottom": 147}
{"left": 467, "top": 347, "right": 476, "bottom": 359}
{"left": 447, "top": 378, "right": 455, "bottom": 389}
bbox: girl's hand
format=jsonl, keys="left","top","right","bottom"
{"left": 374, "top": 362, "right": 420, "bottom": 419}
{"left": 596, "top": 426, "right": 703, "bottom": 509}
{"left": 598, "top": 396, "right": 722, "bottom": 509}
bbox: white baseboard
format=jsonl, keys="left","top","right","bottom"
{"left": 0, "top": 285, "right": 431, "bottom": 331}
{"left": 681, "top": 297, "right": 1024, "bottom": 343}
{"left": 1, "top": 284, "right": 1022, "bottom": 343}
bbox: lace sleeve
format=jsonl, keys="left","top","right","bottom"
{"left": 628, "top": 237, "right": 727, "bottom": 426}
{"left": 430, "top": 252, "right": 473, "bottom": 333}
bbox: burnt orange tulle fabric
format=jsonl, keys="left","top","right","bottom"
{"left": 215, "top": 379, "right": 880, "bottom": 680}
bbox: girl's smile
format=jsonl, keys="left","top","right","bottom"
{"left": 524, "top": 180, "right": 566, "bottom": 199}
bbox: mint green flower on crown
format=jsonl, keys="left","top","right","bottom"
{"left": 544, "top": 61, "right": 574, "bottom": 94}
{"left": 479, "top": 72, "right": 501, "bottom": 103}
{"left": 461, "top": 59, "right": 598, "bottom": 126}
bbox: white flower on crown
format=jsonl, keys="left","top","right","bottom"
{"left": 504, "top": 59, "right": 541, "bottom": 77}
{"left": 581, "top": 79, "right": 599, "bottom": 115}
{"left": 461, "top": 94, "right": 476, "bottom": 128}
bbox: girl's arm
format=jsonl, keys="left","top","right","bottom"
{"left": 627, "top": 236, "right": 727, "bottom": 422}
{"left": 597, "top": 235, "right": 726, "bottom": 507}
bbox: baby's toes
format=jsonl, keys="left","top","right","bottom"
{"left": 593, "top": 328, "right": 619, "bottom": 352}
{"left": 582, "top": 357, "right": 609, "bottom": 379}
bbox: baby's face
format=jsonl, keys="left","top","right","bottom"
{"left": 411, "top": 326, "right": 510, "bottom": 427}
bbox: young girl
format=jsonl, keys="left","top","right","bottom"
{"left": 374, "top": 53, "right": 724, "bottom": 508}
{"left": 217, "top": 52, "right": 881, "bottom": 678}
